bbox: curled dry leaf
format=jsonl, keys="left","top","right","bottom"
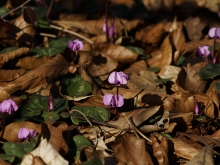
{"left": 93, "top": 43, "right": 138, "bottom": 63}
{"left": 111, "top": 133, "right": 154, "bottom": 165}
{"left": 159, "top": 65, "right": 181, "bottom": 82}
{"left": 0, "top": 69, "right": 25, "bottom": 81}
{"left": 0, "top": 47, "right": 30, "bottom": 68}
{"left": 123, "top": 60, "right": 147, "bottom": 75}
{"left": 0, "top": 26, "right": 18, "bottom": 47}
{"left": 127, "top": 70, "right": 166, "bottom": 93}
{"left": 151, "top": 134, "right": 169, "bottom": 165}
{"left": 21, "top": 137, "right": 68, "bottom": 165}
{"left": 110, "top": 0, "right": 135, "bottom": 8}
{"left": 185, "top": 145, "right": 214, "bottom": 165}
{"left": 12, "top": 14, "right": 35, "bottom": 47}
{"left": 2, "top": 121, "right": 40, "bottom": 142}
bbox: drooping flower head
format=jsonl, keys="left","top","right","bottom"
{"left": 194, "top": 98, "right": 199, "bottom": 115}
{"left": 103, "top": 94, "right": 124, "bottom": 108}
{"left": 102, "top": 16, "right": 107, "bottom": 32}
{"left": 18, "top": 128, "right": 37, "bottom": 141}
{"left": 0, "top": 99, "right": 18, "bottom": 115}
{"left": 67, "top": 39, "right": 83, "bottom": 51}
{"left": 198, "top": 46, "right": 210, "bottom": 57}
{"left": 108, "top": 71, "right": 128, "bottom": 85}
{"left": 49, "top": 93, "right": 53, "bottom": 110}
{"left": 208, "top": 27, "right": 220, "bottom": 38}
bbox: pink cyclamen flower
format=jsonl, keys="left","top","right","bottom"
{"left": 103, "top": 94, "right": 124, "bottom": 108}
{"left": 108, "top": 71, "right": 128, "bottom": 85}
{"left": 198, "top": 46, "right": 210, "bottom": 57}
{"left": 18, "top": 128, "right": 37, "bottom": 140}
{"left": 208, "top": 27, "right": 220, "bottom": 38}
{"left": 0, "top": 99, "right": 18, "bottom": 115}
{"left": 67, "top": 39, "right": 83, "bottom": 51}
{"left": 49, "top": 94, "right": 53, "bottom": 110}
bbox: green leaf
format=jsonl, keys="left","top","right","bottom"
{"left": 154, "top": 79, "right": 170, "bottom": 83}
{"left": 49, "top": 38, "right": 71, "bottom": 47}
{"left": 42, "top": 111, "right": 60, "bottom": 122}
{"left": 155, "top": 115, "right": 162, "bottom": 120}
{"left": 81, "top": 158, "right": 103, "bottom": 165}
{"left": 196, "top": 116, "right": 206, "bottom": 121}
{"left": 0, "top": 6, "right": 8, "bottom": 17}
{"left": 0, "top": 154, "right": 15, "bottom": 163}
{"left": 214, "top": 82, "right": 220, "bottom": 90}
{"left": 61, "top": 74, "right": 92, "bottom": 97}
{"left": 125, "top": 46, "right": 144, "bottom": 54}
{"left": 71, "top": 106, "right": 108, "bottom": 125}
{"left": 147, "top": 67, "right": 160, "bottom": 73}
{"left": 4, "top": 142, "right": 35, "bottom": 159}
{"left": 73, "top": 135, "right": 92, "bottom": 159}
{"left": 162, "top": 134, "right": 172, "bottom": 139}
{"left": 198, "top": 64, "right": 220, "bottom": 79}
{"left": 0, "top": 47, "right": 18, "bottom": 53}
{"left": 22, "top": 94, "right": 67, "bottom": 119}
{"left": 149, "top": 118, "right": 156, "bottom": 123}
{"left": 35, "top": 19, "right": 50, "bottom": 29}
{"left": 176, "top": 56, "right": 186, "bottom": 66}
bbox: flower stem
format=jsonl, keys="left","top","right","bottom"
{"left": 1, "top": 0, "right": 31, "bottom": 20}
{"left": 46, "top": 0, "right": 54, "bottom": 20}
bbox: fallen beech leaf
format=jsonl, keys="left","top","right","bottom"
{"left": 111, "top": 133, "right": 154, "bottom": 165}
{"left": 206, "top": 80, "right": 220, "bottom": 102}
{"left": 0, "top": 158, "right": 11, "bottom": 165}
{"left": 0, "top": 69, "right": 25, "bottom": 81}
{"left": 123, "top": 60, "right": 147, "bottom": 75}
{"left": 110, "top": 0, "right": 135, "bottom": 8}
{"left": 12, "top": 13, "right": 35, "bottom": 47}
{"left": 127, "top": 70, "right": 166, "bottom": 93}
{"left": 93, "top": 43, "right": 138, "bottom": 63}
{"left": 0, "top": 47, "right": 30, "bottom": 68}
{"left": 159, "top": 65, "right": 181, "bottom": 82}
{"left": 21, "top": 137, "right": 68, "bottom": 165}
{"left": 41, "top": 122, "right": 69, "bottom": 156}
{"left": 168, "top": 138, "right": 199, "bottom": 160}
{"left": 184, "top": 63, "right": 207, "bottom": 92}
{"left": 185, "top": 145, "right": 214, "bottom": 165}
{"left": 2, "top": 121, "right": 40, "bottom": 142}
{"left": 3, "top": 54, "right": 74, "bottom": 94}
{"left": 0, "top": 26, "right": 18, "bottom": 47}
{"left": 151, "top": 134, "right": 169, "bottom": 165}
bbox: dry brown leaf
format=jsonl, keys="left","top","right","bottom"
{"left": 93, "top": 43, "right": 137, "bottom": 63}
{"left": 206, "top": 80, "right": 220, "bottom": 102}
{"left": 185, "top": 145, "right": 214, "bottom": 165}
{"left": 0, "top": 158, "right": 11, "bottom": 165}
{"left": 90, "top": 34, "right": 107, "bottom": 44}
{"left": 184, "top": 39, "right": 214, "bottom": 52}
{"left": 135, "top": 23, "right": 164, "bottom": 44}
{"left": 123, "top": 60, "right": 147, "bottom": 75}
{"left": 2, "top": 54, "right": 74, "bottom": 95}
{"left": 41, "top": 122, "right": 69, "bottom": 156}
{"left": 21, "top": 137, "right": 68, "bottom": 165}
{"left": 168, "top": 138, "right": 199, "bottom": 160}
{"left": 2, "top": 121, "right": 40, "bottom": 142}
{"left": 151, "top": 134, "right": 169, "bottom": 165}
{"left": 111, "top": 133, "right": 154, "bottom": 165}
{"left": 127, "top": 70, "right": 166, "bottom": 93}
{"left": 184, "top": 63, "right": 207, "bottom": 92}
{"left": 0, "top": 69, "right": 25, "bottom": 81}
{"left": 12, "top": 13, "right": 35, "bottom": 47}
{"left": 195, "top": 0, "right": 219, "bottom": 12}
{"left": 110, "top": 0, "right": 135, "bottom": 8}
{"left": 159, "top": 65, "right": 181, "bottom": 82}
{"left": 0, "top": 47, "right": 30, "bottom": 68}
{"left": 15, "top": 56, "right": 52, "bottom": 70}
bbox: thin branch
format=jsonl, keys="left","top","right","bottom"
{"left": 50, "top": 24, "right": 94, "bottom": 44}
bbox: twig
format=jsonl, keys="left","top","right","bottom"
{"left": 50, "top": 24, "right": 94, "bottom": 44}
{"left": 123, "top": 113, "right": 139, "bottom": 138}
{"left": 39, "top": 33, "right": 56, "bottom": 38}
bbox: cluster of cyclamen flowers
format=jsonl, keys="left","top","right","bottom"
{"left": 198, "top": 27, "right": 220, "bottom": 63}
{"left": 103, "top": 71, "right": 128, "bottom": 108}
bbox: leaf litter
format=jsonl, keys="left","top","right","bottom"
{"left": 1, "top": 0, "right": 220, "bottom": 165}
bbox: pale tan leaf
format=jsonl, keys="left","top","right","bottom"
{"left": 21, "top": 137, "right": 68, "bottom": 165}
{"left": 0, "top": 69, "right": 25, "bottom": 81}
{"left": 123, "top": 60, "right": 147, "bottom": 75}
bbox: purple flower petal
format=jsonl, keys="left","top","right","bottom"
{"left": 28, "top": 130, "right": 37, "bottom": 138}
{"left": 67, "top": 40, "right": 73, "bottom": 49}
{"left": 112, "top": 94, "right": 124, "bottom": 107}
{"left": 103, "top": 94, "right": 113, "bottom": 106}
{"left": 108, "top": 27, "right": 114, "bottom": 36}
{"left": 103, "top": 22, "right": 107, "bottom": 32}
{"left": 209, "top": 27, "right": 217, "bottom": 38}
{"left": 198, "top": 46, "right": 210, "bottom": 57}
{"left": 108, "top": 71, "right": 128, "bottom": 85}
{"left": 0, "top": 99, "right": 18, "bottom": 115}
{"left": 18, "top": 128, "right": 29, "bottom": 139}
